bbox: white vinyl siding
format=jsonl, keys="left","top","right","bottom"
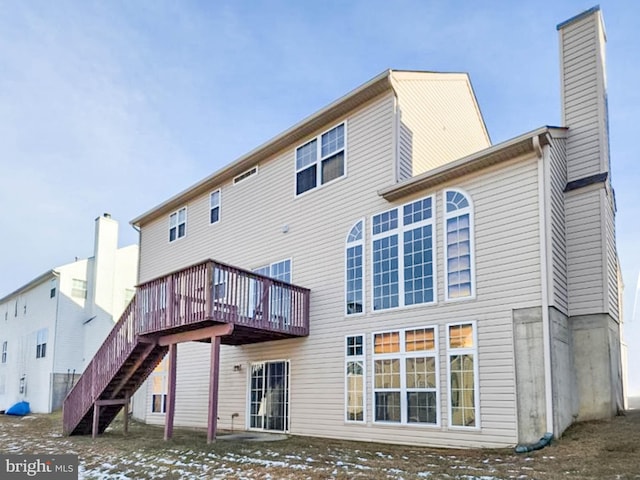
{"left": 559, "top": 11, "right": 609, "bottom": 181}
{"left": 548, "top": 137, "right": 568, "bottom": 314}
{"left": 604, "top": 189, "right": 619, "bottom": 321}
{"left": 565, "top": 187, "right": 604, "bottom": 315}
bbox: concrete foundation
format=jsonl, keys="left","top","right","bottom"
{"left": 513, "top": 307, "right": 546, "bottom": 444}
{"left": 51, "top": 373, "right": 81, "bottom": 411}
{"left": 571, "top": 313, "right": 623, "bottom": 420}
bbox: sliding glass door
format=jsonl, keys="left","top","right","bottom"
{"left": 249, "top": 361, "right": 290, "bottom": 431}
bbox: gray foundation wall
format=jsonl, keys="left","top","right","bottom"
{"left": 513, "top": 308, "right": 620, "bottom": 443}
{"left": 571, "top": 313, "right": 622, "bottom": 420}
{"left": 549, "top": 307, "right": 578, "bottom": 436}
{"left": 51, "top": 373, "right": 81, "bottom": 411}
{"left": 513, "top": 307, "right": 546, "bottom": 444}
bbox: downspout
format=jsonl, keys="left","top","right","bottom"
{"left": 516, "top": 134, "right": 554, "bottom": 453}
{"left": 536, "top": 134, "right": 554, "bottom": 436}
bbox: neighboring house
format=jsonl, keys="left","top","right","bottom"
{"left": 0, "top": 214, "right": 138, "bottom": 413}
{"left": 63, "top": 7, "right": 623, "bottom": 449}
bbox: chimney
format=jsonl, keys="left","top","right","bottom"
{"left": 557, "top": 6, "right": 610, "bottom": 183}
{"left": 90, "top": 213, "right": 118, "bottom": 314}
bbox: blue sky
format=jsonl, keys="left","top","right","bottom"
{"left": 1, "top": 1, "right": 639, "bottom": 390}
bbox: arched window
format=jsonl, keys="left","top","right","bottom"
{"left": 346, "top": 220, "right": 364, "bottom": 314}
{"left": 444, "top": 189, "right": 475, "bottom": 300}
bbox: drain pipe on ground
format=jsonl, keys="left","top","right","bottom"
{"left": 516, "top": 135, "right": 554, "bottom": 453}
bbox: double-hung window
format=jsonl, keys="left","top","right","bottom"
{"left": 345, "top": 335, "right": 365, "bottom": 422}
{"left": 252, "top": 259, "right": 292, "bottom": 325}
{"left": 1, "top": 341, "right": 7, "bottom": 363}
{"left": 150, "top": 357, "right": 168, "bottom": 413}
{"left": 372, "top": 196, "right": 435, "bottom": 310}
{"left": 295, "top": 123, "right": 345, "bottom": 195}
{"left": 373, "top": 327, "right": 439, "bottom": 425}
{"left": 444, "top": 190, "right": 474, "bottom": 300}
{"left": 345, "top": 220, "right": 364, "bottom": 315}
{"left": 169, "top": 207, "right": 187, "bottom": 242}
{"left": 71, "top": 279, "right": 87, "bottom": 299}
{"left": 210, "top": 190, "right": 221, "bottom": 224}
{"left": 36, "top": 328, "right": 48, "bottom": 359}
{"left": 447, "top": 322, "right": 479, "bottom": 428}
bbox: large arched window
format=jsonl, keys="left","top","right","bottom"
{"left": 346, "top": 220, "right": 364, "bottom": 315}
{"left": 444, "top": 189, "right": 475, "bottom": 300}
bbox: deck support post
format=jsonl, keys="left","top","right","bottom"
{"left": 207, "top": 335, "right": 221, "bottom": 444}
{"left": 164, "top": 343, "right": 177, "bottom": 441}
{"left": 92, "top": 404, "right": 100, "bottom": 439}
{"left": 123, "top": 393, "right": 130, "bottom": 435}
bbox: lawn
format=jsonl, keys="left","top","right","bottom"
{"left": 1, "top": 410, "right": 639, "bottom": 479}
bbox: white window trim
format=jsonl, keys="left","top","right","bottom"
{"left": 168, "top": 206, "right": 187, "bottom": 243}
{"left": 345, "top": 219, "right": 365, "bottom": 316}
{"left": 371, "top": 326, "right": 440, "bottom": 427}
{"left": 294, "top": 121, "right": 348, "bottom": 198}
{"left": 1, "top": 341, "right": 7, "bottom": 364}
{"left": 345, "top": 334, "right": 366, "bottom": 423}
{"left": 149, "top": 357, "right": 168, "bottom": 415}
{"left": 370, "top": 195, "right": 437, "bottom": 313}
{"left": 446, "top": 320, "right": 480, "bottom": 430}
{"left": 210, "top": 190, "right": 221, "bottom": 225}
{"left": 245, "top": 358, "right": 291, "bottom": 433}
{"left": 443, "top": 188, "right": 476, "bottom": 302}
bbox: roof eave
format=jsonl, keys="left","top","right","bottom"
{"left": 0, "top": 270, "right": 58, "bottom": 304}
{"left": 131, "top": 69, "right": 395, "bottom": 227}
{"left": 379, "top": 126, "right": 568, "bottom": 202}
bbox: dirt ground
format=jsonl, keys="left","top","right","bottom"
{"left": 1, "top": 409, "right": 640, "bottom": 479}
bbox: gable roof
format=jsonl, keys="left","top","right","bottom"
{"left": 131, "top": 69, "right": 483, "bottom": 227}
{"left": 379, "top": 126, "right": 568, "bottom": 202}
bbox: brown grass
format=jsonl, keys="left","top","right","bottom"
{"left": 1, "top": 410, "right": 640, "bottom": 479}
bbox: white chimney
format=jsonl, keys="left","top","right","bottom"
{"left": 558, "top": 6, "right": 610, "bottom": 183}
{"left": 90, "top": 213, "right": 118, "bottom": 314}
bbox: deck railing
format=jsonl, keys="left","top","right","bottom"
{"left": 63, "top": 259, "right": 310, "bottom": 434}
{"left": 136, "top": 260, "right": 310, "bottom": 337}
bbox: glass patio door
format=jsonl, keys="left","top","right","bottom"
{"left": 249, "top": 361, "right": 290, "bottom": 431}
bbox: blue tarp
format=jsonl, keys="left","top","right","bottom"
{"left": 5, "top": 401, "right": 30, "bottom": 416}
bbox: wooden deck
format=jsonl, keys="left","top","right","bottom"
{"left": 63, "top": 260, "right": 310, "bottom": 436}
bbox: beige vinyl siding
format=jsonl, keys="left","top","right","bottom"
{"left": 138, "top": 92, "right": 396, "bottom": 284}
{"left": 565, "top": 186, "right": 605, "bottom": 315}
{"left": 137, "top": 137, "right": 541, "bottom": 447}
{"left": 144, "top": 342, "right": 212, "bottom": 428}
{"left": 559, "top": 10, "right": 609, "bottom": 182}
{"left": 547, "top": 138, "right": 568, "bottom": 314}
{"left": 397, "top": 119, "right": 413, "bottom": 181}
{"left": 603, "top": 189, "right": 619, "bottom": 321}
{"left": 214, "top": 154, "right": 540, "bottom": 448}
{"left": 391, "top": 72, "right": 490, "bottom": 176}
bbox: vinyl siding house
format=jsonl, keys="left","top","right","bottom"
{"left": 63, "top": 7, "right": 623, "bottom": 448}
{"left": 0, "top": 215, "right": 138, "bottom": 413}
